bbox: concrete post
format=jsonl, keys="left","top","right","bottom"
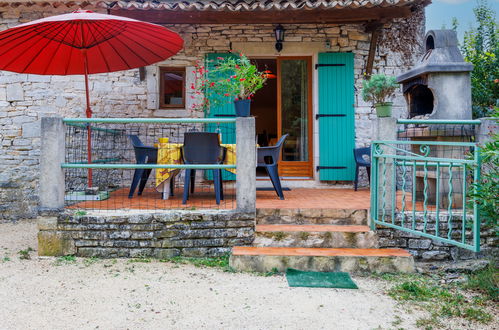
{"left": 40, "top": 116, "right": 65, "bottom": 210}
{"left": 477, "top": 117, "right": 498, "bottom": 145}
{"left": 236, "top": 117, "right": 256, "bottom": 213}
{"left": 373, "top": 117, "right": 398, "bottom": 216}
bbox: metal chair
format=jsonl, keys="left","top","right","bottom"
{"left": 353, "top": 146, "right": 371, "bottom": 191}
{"left": 182, "top": 132, "right": 226, "bottom": 205}
{"left": 257, "top": 134, "right": 288, "bottom": 200}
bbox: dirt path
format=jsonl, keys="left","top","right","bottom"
{"left": 0, "top": 220, "right": 425, "bottom": 330}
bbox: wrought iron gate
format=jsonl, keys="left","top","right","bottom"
{"left": 370, "top": 123, "right": 481, "bottom": 252}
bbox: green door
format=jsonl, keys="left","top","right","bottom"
{"left": 205, "top": 53, "right": 237, "bottom": 180}
{"left": 317, "top": 52, "right": 355, "bottom": 181}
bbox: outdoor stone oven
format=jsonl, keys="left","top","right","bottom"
{"left": 396, "top": 30, "right": 475, "bottom": 209}
{"left": 397, "top": 29, "right": 473, "bottom": 120}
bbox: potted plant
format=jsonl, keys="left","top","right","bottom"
{"left": 207, "top": 54, "right": 267, "bottom": 117}
{"left": 361, "top": 74, "right": 399, "bottom": 117}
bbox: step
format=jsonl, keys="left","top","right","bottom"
{"left": 256, "top": 208, "right": 368, "bottom": 225}
{"left": 254, "top": 225, "right": 379, "bottom": 248}
{"left": 229, "top": 247, "right": 415, "bottom": 273}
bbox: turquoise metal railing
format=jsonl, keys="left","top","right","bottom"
{"left": 371, "top": 134, "right": 481, "bottom": 252}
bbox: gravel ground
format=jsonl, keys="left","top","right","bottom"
{"left": 0, "top": 220, "right": 427, "bottom": 330}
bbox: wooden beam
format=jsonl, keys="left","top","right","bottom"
{"left": 110, "top": 7, "right": 412, "bottom": 25}
{"left": 365, "top": 22, "right": 382, "bottom": 78}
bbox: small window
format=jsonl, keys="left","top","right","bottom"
{"left": 159, "top": 67, "right": 185, "bottom": 108}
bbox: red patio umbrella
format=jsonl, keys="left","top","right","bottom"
{"left": 0, "top": 10, "right": 183, "bottom": 187}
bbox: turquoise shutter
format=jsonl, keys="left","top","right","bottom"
{"left": 317, "top": 53, "right": 355, "bottom": 181}
{"left": 205, "top": 53, "right": 238, "bottom": 180}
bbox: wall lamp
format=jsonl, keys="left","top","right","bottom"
{"left": 274, "top": 24, "right": 285, "bottom": 52}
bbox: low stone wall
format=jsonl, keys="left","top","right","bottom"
{"left": 38, "top": 210, "right": 255, "bottom": 258}
{"left": 377, "top": 226, "right": 498, "bottom": 261}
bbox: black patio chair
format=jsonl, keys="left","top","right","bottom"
{"left": 128, "top": 135, "right": 174, "bottom": 198}
{"left": 182, "top": 132, "right": 226, "bottom": 205}
{"left": 257, "top": 134, "right": 288, "bottom": 200}
{"left": 353, "top": 146, "right": 371, "bottom": 191}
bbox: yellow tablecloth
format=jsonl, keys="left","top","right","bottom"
{"left": 155, "top": 143, "right": 237, "bottom": 188}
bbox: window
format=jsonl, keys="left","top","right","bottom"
{"left": 159, "top": 67, "right": 185, "bottom": 108}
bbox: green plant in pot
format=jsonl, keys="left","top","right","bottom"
{"left": 361, "top": 74, "right": 399, "bottom": 117}
{"left": 207, "top": 54, "right": 267, "bottom": 117}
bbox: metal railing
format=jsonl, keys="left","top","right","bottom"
{"left": 371, "top": 119, "right": 482, "bottom": 252}
{"left": 40, "top": 116, "right": 256, "bottom": 213}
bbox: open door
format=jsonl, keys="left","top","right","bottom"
{"left": 277, "top": 57, "right": 313, "bottom": 178}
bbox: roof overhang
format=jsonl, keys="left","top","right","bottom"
{"left": 0, "top": 0, "right": 429, "bottom": 25}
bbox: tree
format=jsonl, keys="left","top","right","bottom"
{"left": 461, "top": 0, "right": 499, "bottom": 118}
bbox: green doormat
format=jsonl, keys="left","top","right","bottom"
{"left": 286, "top": 268, "right": 358, "bottom": 289}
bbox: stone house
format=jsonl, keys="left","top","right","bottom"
{"left": 0, "top": 0, "right": 428, "bottom": 220}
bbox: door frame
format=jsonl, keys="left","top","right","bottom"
{"left": 276, "top": 56, "right": 314, "bottom": 178}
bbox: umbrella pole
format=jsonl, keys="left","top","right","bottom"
{"left": 83, "top": 50, "right": 93, "bottom": 188}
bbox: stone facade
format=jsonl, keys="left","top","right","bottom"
{"left": 0, "top": 3, "right": 423, "bottom": 219}
{"left": 38, "top": 210, "right": 255, "bottom": 257}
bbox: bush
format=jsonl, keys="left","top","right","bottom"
{"left": 469, "top": 108, "right": 499, "bottom": 230}
{"left": 461, "top": 0, "right": 499, "bottom": 118}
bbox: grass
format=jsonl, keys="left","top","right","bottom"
{"left": 129, "top": 258, "right": 152, "bottom": 263}
{"left": 464, "top": 261, "right": 498, "bottom": 301}
{"left": 378, "top": 262, "right": 498, "bottom": 328}
{"left": 160, "top": 255, "right": 281, "bottom": 277}
{"left": 82, "top": 256, "right": 100, "bottom": 267}
{"left": 74, "top": 210, "right": 87, "bottom": 216}
{"left": 18, "top": 247, "right": 34, "bottom": 260}
{"left": 54, "top": 255, "right": 77, "bottom": 265}
{"left": 161, "top": 255, "right": 234, "bottom": 272}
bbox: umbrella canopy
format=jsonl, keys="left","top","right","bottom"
{"left": 0, "top": 10, "right": 184, "bottom": 188}
{"left": 0, "top": 10, "right": 184, "bottom": 75}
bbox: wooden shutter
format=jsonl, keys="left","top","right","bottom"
{"left": 205, "top": 53, "right": 238, "bottom": 180}
{"left": 317, "top": 52, "right": 355, "bottom": 181}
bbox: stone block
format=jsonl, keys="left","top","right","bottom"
{"left": 38, "top": 231, "right": 76, "bottom": 256}
{"left": 22, "top": 120, "right": 40, "bottom": 138}
{"left": 408, "top": 239, "right": 432, "bottom": 249}
{"left": 6, "top": 83, "right": 24, "bottom": 101}
{"left": 37, "top": 216, "right": 58, "bottom": 231}
{"left": 152, "top": 248, "right": 180, "bottom": 259}
{"left": 422, "top": 250, "right": 449, "bottom": 261}
{"left": 182, "top": 247, "right": 208, "bottom": 257}
{"left": 131, "top": 231, "right": 154, "bottom": 239}
{"left": 109, "top": 231, "right": 131, "bottom": 239}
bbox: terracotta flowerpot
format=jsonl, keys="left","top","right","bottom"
{"left": 375, "top": 102, "right": 393, "bottom": 117}
{"left": 234, "top": 99, "right": 251, "bottom": 117}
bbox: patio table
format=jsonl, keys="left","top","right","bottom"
{"left": 155, "top": 142, "right": 237, "bottom": 200}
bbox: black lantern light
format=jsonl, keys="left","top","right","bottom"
{"left": 274, "top": 24, "right": 285, "bottom": 52}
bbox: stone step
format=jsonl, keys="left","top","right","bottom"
{"left": 229, "top": 247, "right": 415, "bottom": 273}
{"left": 256, "top": 208, "right": 368, "bottom": 225}
{"left": 254, "top": 224, "right": 379, "bottom": 248}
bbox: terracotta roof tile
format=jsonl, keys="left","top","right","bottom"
{"left": 0, "top": 0, "right": 421, "bottom": 11}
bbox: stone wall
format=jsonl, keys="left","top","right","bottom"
{"left": 0, "top": 3, "right": 424, "bottom": 219}
{"left": 38, "top": 210, "right": 255, "bottom": 257}
{"left": 377, "top": 215, "right": 498, "bottom": 262}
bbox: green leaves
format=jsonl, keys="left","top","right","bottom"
{"left": 461, "top": 0, "right": 498, "bottom": 118}
{"left": 361, "top": 74, "right": 399, "bottom": 105}
{"left": 206, "top": 54, "right": 267, "bottom": 101}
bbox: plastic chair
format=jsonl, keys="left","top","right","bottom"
{"left": 353, "top": 146, "right": 371, "bottom": 191}
{"left": 128, "top": 135, "right": 174, "bottom": 198}
{"left": 182, "top": 132, "right": 226, "bottom": 205}
{"left": 257, "top": 134, "right": 288, "bottom": 200}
